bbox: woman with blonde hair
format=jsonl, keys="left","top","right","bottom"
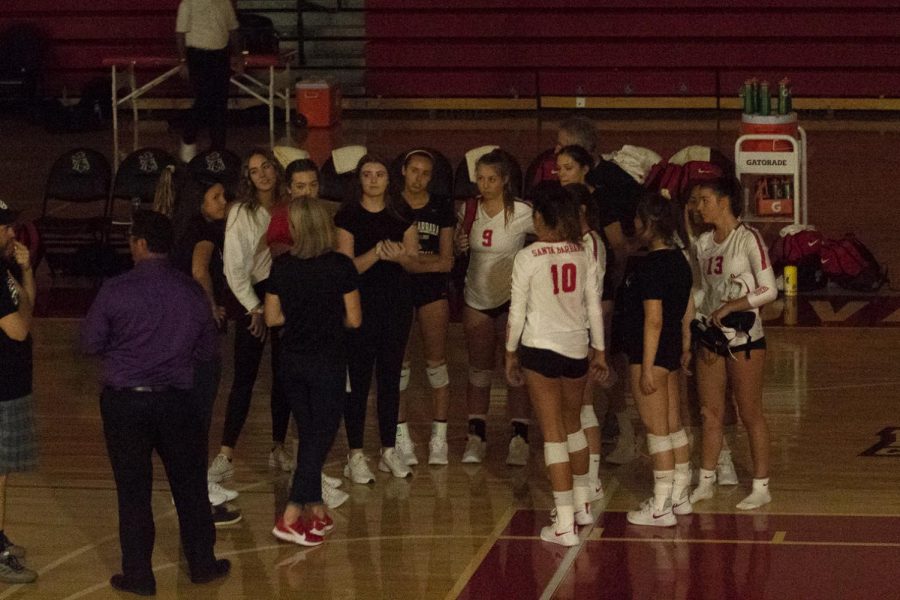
{"left": 266, "top": 198, "right": 361, "bottom": 546}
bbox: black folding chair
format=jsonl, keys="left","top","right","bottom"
{"left": 389, "top": 147, "right": 454, "bottom": 200}
{"left": 452, "top": 147, "right": 523, "bottom": 200}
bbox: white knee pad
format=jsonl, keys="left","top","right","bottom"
{"left": 468, "top": 367, "right": 492, "bottom": 388}
{"left": 426, "top": 363, "right": 449, "bottom": 389}
{"left": 647, "top": 433, "right": 674, "bottom": 455}
{"left": 399, "top": 365, "right": 411, "bottom": 392}
{"left": 669, "top": 429, "right": 689, "bottom": 450}
{"left": 580, "top": 405, "right": 599, "bottom": 429}
{"left": 566, "top": 430, "right": 588, "bottom": 454}
{"left": 543, "top": 441, "right": 569, "bottom": 466}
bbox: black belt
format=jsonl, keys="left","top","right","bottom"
{"left": 106, "top": 385, "right": 178, "bottom": 393}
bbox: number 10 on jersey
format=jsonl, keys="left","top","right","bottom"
{"left": 551, "top": 263, "right": 576, "bottom": 294}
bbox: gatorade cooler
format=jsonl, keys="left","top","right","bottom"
{"left": 295, "top": 80, "right": 341, "bottom": 128}
{"left": 739, "top": 113, "right": 798, "bottom": 152}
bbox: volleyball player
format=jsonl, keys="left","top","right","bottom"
{"left": 505, "top": 185, "right": 608, "bottom": 546}
{"left": 335, "top": 155, "right": 417, "bottom": 482}
{"left": 267, "top": 159, "right": 321, "bottom": 258}
{"left": 208, "top": 149, "right": 294, "bottom": 485}
{"left": 690, "top": 177, "right": 776, "bottom": 510}
{"left": 455, "top": 149, "right": 534, "bottom": 466}
{"left": 557, "top": 145, "right": 638, "bottom": 465}
{"left": 393, "top": 150, "right": 456, "bottom": 466}
{"left": 620, "top": 193, "right": 694, "bottom": 526}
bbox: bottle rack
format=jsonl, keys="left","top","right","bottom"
{"left": 734, "top": 127, "right": 807, "bottom": 226}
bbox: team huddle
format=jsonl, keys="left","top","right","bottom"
{"left": 0, "top": 114, "right": 777, "bottom": 590}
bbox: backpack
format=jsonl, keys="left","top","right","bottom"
{"left": 448, "top": 198, "right": 478, "bottom": 322}
{"left": 644, "top": 160, "right": 724, "bottom": 203}
{"left": 819, "top": 234, "right": 888, "bottom": 292}
{"left": 769, "top": 228, "right": 827, "bottom": 291}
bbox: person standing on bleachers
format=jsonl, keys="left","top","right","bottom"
{"left": 176, "top": 0, "right": 241, "bottom": 162}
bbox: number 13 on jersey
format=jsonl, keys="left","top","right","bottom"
{"left": 551, "top": 263, "right": 576, "bottom": 294}
{"left": 706, "top": 256, "right": 724, "bottom": 275}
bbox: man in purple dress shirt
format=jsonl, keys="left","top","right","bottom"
{"left": 82, "top": 210, "right": 229, "bottom": 596}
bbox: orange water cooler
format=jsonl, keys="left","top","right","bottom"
{"left": 295, "top": 80, "right": 341, "bottom": 128}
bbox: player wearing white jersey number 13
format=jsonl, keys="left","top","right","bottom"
{"left": 690, "top": 178, "right": 776, "bottom": 512}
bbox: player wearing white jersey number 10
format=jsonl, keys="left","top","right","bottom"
{"left": 505, "top": 184, "right": 608, "bottom": 547}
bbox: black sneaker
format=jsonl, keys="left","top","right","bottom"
{"left": 0, "top": 550, "right": 36, "bottom": 584}
{"left": 212, "top": 504, "right": 242, "bottom": 527}
{"left": 0, "top": 532, "right": 25, "bottom": 558}
{"left": 190, "top": 558, "right": 230, "bottom": 584}
{"left": 109, "top": 574, "right": 155, "bottom": 596}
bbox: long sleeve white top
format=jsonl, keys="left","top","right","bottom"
{"left": 223, "top": 203, "right": 273, "bottom": 312}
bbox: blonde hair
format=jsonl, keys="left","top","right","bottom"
{"left": 152, "top": 165, "right": 178, "bottom": 217}
{"left": 288, "top": 198, "right": 335, "bottom": 259}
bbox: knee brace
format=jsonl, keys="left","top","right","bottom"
{"left": 669, "top": 429, "right": 689, "bottom": 450}
{"left": 399, "top": 365, "right": 411, "bottom": 392}
{"left": 580, "top": 405, "right": 599, "bottom": 429}
{"left": 426, "top": 363, "right": 449, "bottom": 389}
{"left": 566, "top": 429, "right": 588, "bottom": 454}
{"left": 543, "top": 441, "right": 569, "bottom": 466}
{"left": 647, "top": 433, "right": 674, "bottom": 455}
{"left": 468, "top": 367, "right": 493, "bottom": 388}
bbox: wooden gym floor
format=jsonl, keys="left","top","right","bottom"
{"left": 0, "top": 109, "right": 898, "bottom": 599}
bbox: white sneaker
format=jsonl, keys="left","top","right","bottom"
{"left": 343, "top": 453, "right": 375, "bottom": 484}
{"left": 690, "top": 481, "right": 715, "bottom": 504}
{"left": 461, "top": 435, "right": 487, "bottom": 464}
{"left": 736, "top": 481, "right": 772, "bottom": 511}
{"left": 269, "top": 447, "right": 295, "bottom": 472}
{"left": 506, "top": 435, "right": 529, "bottom": 466}
{"left": 605, "top": 438, "right": 639, "bottom": 465}
{"left": 322, "top": 482, "right": 349, "bottom": 509}
{"left": 395, "top": 430, "right": 418, "bottom": 466}
{"left": 716, "top": 449, "right": 739, "bottom": 486}
{"left": 428, "top": 436, "right": 449, "bottom": 465}
{"left": 379, "top": 448, "right": 412, "bottom": 478}
{"left": 208, "top": 481, "right": 238, "bottom": 506}
{"left": 322, "top": 472, "right": 342, "bottom": 489}
{"left": 540, "top": 523, "right": 580, "bottom": 547}
{"left": 626, "top": 498, "right": 677, "bottom": 527}
{"left": 179, "top": 142, "right": 198, "bottom": 163}
{"left": 589, "top": 480, "right": 604, "bottom": 503}
{"left": 207, "top": 454, "right": 234, "bottom": 483}
{"left": 672, "top": 489, "right": 693, "bottom": 516}
{"left": 575, "top": 503, "right": 594, "bottom": 527}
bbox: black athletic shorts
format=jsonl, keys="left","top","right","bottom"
{"left": 519, "top": 345, "right": 589, "bottom": 379}
{"left": 411, "top": 276, "right": 448, "bottom": 308}
{"left": 470, "top": 301, "right": 510, "bottom": 320}
{"left": 627, "top": 342, "right": 682, "bottom": 373}
{"left": 705, "top": 336, "right": 767, "bottom": 359}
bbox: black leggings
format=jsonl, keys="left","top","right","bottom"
{"left": 184, "top": 47, "right": 230, "bottom": 149}
{"left": 282, "top": 353, "right": 345, "bottom": 505}
{"left": 345, "top": 295, "right": 413, "bottom": 449}
{"left": 221, "top": 285, "right": 291, "bottom": 449}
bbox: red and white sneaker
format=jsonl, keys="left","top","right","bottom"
{"left": 272, "top": 517, "right": 324, "bottom": 546}
{"left": 626, "top": 498, "right": 676, "bottom": 527}
{"left": 540, "top": 524, "right": 580, "bottom": 547}
{"left": 309, "top": 513, "right": 334, "bottom": 536}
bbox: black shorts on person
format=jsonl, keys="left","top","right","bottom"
{"left": 471, "top": 301, "right": 510, "bottom": 320}
{"left": 627, "top": 344, "right": 682, "bottom": 373}
{"left": 519, "top": 345, "right": 589, "bottom": 379}
{"left": 411, "top": 275, "right": 449, "bottom": 308}
{"left": 704, "top": 336, "right": 767, "bottom": 359}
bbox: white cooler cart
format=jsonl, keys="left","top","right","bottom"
{"left": 734, "top": 126, "right": 808, "bottom": 226}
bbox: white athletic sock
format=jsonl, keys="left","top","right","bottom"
{"left": 431, "top": 420, "right": 448, "bottom": 440}
{"left": 588, "top": 453, "right": 601, "bottom": 486}
{"left": 737, "top": 478, "right": 771, "bottom": 510}
{"left": 396, "top": 422, "right": 409, "bottom": 439}
{"left": 673, "top": 463, "right": 691, "bottom": 502}
{"left": 552, "top": 490, "right": 575, "bottom": 532}
{"left": 652, "top": 470, "right": 675, "bottom": 512}
{"left": 690, "top": 468, "right": 717, "bottom": 503}
{"left": 572, "top": 473, "right": 590, "bottom": 509}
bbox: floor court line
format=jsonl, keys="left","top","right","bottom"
{"left": 538, "top": 478, "right": 619, "bottom": 600}
{"left": 443, "top": 504, "right": 517, "bottom": 600}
